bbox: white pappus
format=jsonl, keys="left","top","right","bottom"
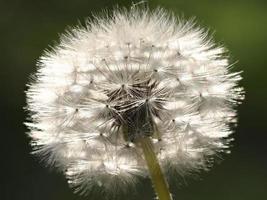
{"left": 25, "top": 7, "right": 244, "bottom": 198}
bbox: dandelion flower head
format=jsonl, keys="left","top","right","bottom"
{"left": 25, "top": 7, "right": 244, "bottom": 196}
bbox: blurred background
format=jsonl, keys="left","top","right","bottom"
{"left": 1, "top": 0, "right": 267, "bottom": 199}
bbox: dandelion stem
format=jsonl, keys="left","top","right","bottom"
{"left": 139, "top": 137, "right": 172, "bottom": 200}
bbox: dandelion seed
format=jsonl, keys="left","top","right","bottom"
{"left": 25, "top": 6, "right": 244, "bottom": 200}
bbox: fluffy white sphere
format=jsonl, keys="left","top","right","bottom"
{"left": 25, "top": 7, "right": 243, "bottom": 196}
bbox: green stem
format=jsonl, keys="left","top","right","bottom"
{"left": 139, "top": 137, "right": 172, "bottom": 200}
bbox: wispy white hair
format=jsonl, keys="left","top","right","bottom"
{"left": 25, "top": 6, "right": 244, "bottom": 197}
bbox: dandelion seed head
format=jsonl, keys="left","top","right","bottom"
{"left": 25, "top": 7, "right": 244, "bottom": 196}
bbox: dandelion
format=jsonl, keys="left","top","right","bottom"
{"left": 25, "top": 6, "right": 244, "bottom": 200}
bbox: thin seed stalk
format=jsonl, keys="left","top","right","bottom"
{"left": 139, "top": 137, "right": 172, "bottom": 200}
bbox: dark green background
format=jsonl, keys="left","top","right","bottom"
{"left": 1, "top": 0, "right": 267, "bottom": 199}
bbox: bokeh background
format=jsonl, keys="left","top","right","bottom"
{"left": 1, "top": 0, "right": 267, "bottom": 199}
